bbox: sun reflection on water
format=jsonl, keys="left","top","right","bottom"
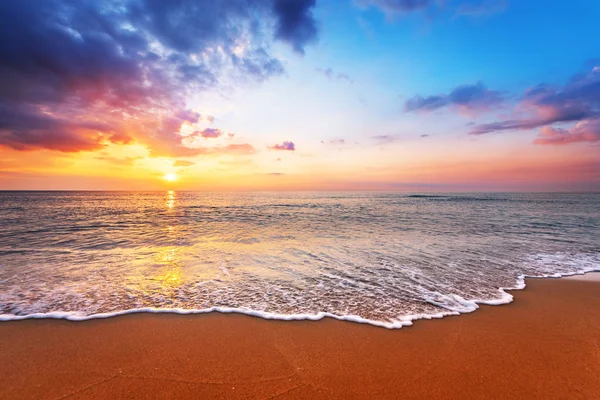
{"left": 148, "top": 248, "right": 185, "bottom": 291}
{"left": 165, "top": 190, "right": 175, "bottom": 209}
{"left": 156, "top": 265, "right": 183, "bottom": 287}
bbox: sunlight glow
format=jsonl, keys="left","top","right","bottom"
{"left": 163, "top": 173, "right": 177, "bottom": 182}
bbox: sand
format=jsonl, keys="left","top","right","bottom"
{"left": 0, "top": 275, "right": 599, "bottom": 400}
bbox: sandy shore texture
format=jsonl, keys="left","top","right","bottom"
{"left": 1, "top": 274, "right": 599, "bottom": 400}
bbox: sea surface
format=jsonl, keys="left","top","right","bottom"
{"left": 0, "top": 191, "right": 598, "bottom": 328}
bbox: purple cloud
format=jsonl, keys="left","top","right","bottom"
{"left": 358, "top": 0, "right": 434, "bottom": 13}
{"left": 533, "top": 120, "right": 600, "bottom": 145}
{"left": 0, "top": 0, "right": 318, "bottom": 154}
{"left": 269, "top": 141, "right": 296, "bottom": 151}
{"left": 0, "top": 104, "right": 131, "bottom": 152}
{"left": 470, "top": 66, "right": 600, "bottom": 141}
{"left": 194, "top": 128, "right": 224, "bottom": 139}
{"left": 359, "top": 0, "right": 506, "bottom": 17}
{"left": 405, "top": 82, "right": 505, "bottom": 114}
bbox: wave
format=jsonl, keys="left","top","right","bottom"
{"left": 2, "top": 266, "right": 598, "bottom": 329}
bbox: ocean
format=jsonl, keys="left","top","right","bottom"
{"left": 0, "top": 191, "right": 598, "bottom": 328}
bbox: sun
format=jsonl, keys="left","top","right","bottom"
{"left": 163, "top": 173, "right": 177, "bottom": 182}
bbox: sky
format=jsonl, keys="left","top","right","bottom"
{"left": 0, "top": 0, "right": 599, "bottom": 191}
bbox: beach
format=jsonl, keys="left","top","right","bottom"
{"left": 0, "top": 274, "right": 598, "bottom": 400}
{"left": 1, "top": 0, "right": 599, "bottom": 398}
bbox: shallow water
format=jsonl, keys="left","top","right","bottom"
{"left": 0, "top": 191, "right": 598, "bottom": 327}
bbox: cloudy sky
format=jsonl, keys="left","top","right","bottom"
{"left": 0, "top": 0, "right": 598, "bottom": 191}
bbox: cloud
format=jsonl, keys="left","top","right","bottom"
{"left": 372, "top": 134, "right": 401, "bottom": 144}
{"left": 272, "top": 0, "right": 318, "bottom": 54}
{"left": 358, "top": 0, "right": 506, "bottom": 17}
{"left": 420, "top": 134, "right": 429, "bottom": 137}
{"left": 316, "top": 68, "right": 354, "bottom": 83}
{"left": 193, "top": 128, "right": 225, "bottom": 139}
{"left": 173, "top": 160, "right": 195, "bottom": 167}
{"left": 0, "top": 104, "right": 130, "bottom": 152}
{"left": 322, "top": 138, "right": 346, "bottom": 145}
{"left": 358, "top": 0, "right": 434, "bottom": 14}
{"left": 404, "top": 82, "right": 505, "bottom": 114}
{"left": 0, "top": 0, "right": 318, "bottom": 154}
{"left": 154, "top": 143, "right": 256, "bottom": 158}
{"left": 470, "top": 66, "right": 600, "bottom": 140}
{"left": 533, "top": 120, "right": 600, "bottom": 145}
{"left": 269, "top": 141, "right": 296, "bottom": 150}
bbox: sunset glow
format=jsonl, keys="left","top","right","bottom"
{"left": 1, "top": 3, "right": 599, "bottom": 397}
{"left": 0, "top": 1, "right": 598, "bottom": 191}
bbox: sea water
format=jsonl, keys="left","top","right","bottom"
{"left": 0, "top": 191, "right": 598, "bottom": 328}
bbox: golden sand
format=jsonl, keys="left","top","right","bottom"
{"left": 0, "top": 276, "right": 598, "bottom": 399}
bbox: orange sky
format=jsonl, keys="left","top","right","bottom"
{"left": 1, "top": 1, "right": 599, "bottom": 192}
{"left": 1, "top": 131, "right": 598, "bottom": 191}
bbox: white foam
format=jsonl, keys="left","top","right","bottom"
{"left": 1, "top": 265, "right": 598, "bottom": 329}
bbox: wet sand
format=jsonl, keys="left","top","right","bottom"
{"left": 0, "top": 274, "right": 599, "bottom": 400}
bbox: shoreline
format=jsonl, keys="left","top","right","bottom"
{"left": 2, "top": 269, "right": 599, "bottom": 328}
{"left": 1, "top": 274, "right": 599, "bottom": 399}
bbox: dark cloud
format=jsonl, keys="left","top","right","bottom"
{"left": 272, "top": 0, "right": 318, "bottom": 54}
{"left": 269, "top": 141, "right": 296, "bottom": 150}
{"left": 0, "top": 103, "right": 130, "bottom": 152}
{"left": 470, "top": 66, "right": 600, "bottom": 139}
{"left": 316, "top": 68, "right": 354, "bottom": 83}
{"left": 0, "top": 0, "right": 318, "bottom": 154}
{"left": 420, "top": 134, "right": 429, "bottom": 137}
{"left": 405, "top": 82, "right": 505, "bottom": 113}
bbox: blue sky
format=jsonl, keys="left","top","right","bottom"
{"left": 315, "top": 0, "right": 599, "bottom": 94}
{"left": 0, "top": 0, "right": 598, "bottom": 190}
